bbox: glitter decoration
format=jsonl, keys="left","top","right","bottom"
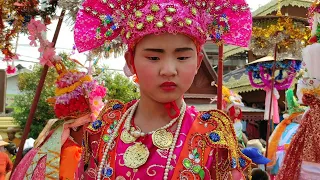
{"left": 250, "top": 16, "right": 310, "bottom": 59}
{"left": 74, "top": 0, "right": 252, "bottom": 53}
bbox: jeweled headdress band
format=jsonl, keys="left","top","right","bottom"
{"left": 74, "top": 0, "right": 252, "bottom": 53}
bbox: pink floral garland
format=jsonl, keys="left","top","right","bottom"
{"left": 27, "top": 19, "right": 58, "bottom": 67}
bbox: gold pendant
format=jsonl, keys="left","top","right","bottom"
{"left": 120, "top": 129, "right": 137, "bottom": 144}
{"left": 123, "top": 142, "right": 150, "bottom": 169}
{"left": 152, "top": 129, "right": 173, "bottom": 149}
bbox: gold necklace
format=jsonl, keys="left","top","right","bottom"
{"left": 121, "top": 102, "right": 183, "bottom": 149}
{"left": 122, "top": 102, "right": 186, "bottom": 169}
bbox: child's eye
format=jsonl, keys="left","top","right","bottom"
{"left": 147, "top": 57, "right": 160, "bottom": 60}
{"left": 177, "top": 57, "right": 190, "bottom": 60}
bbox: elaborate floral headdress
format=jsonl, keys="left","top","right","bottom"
{"left": 222, "top": 86, "right": 244, "bottom": 110}
{"left": 49, "top": 61, "right": 107, "bottom": 120}
{"left": 74, "top": 0, "right": 252, "bottom": 53}
{"left": 221, "top": 86, "right": 244, "bottom": 122}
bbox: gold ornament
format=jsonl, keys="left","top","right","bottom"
{"left": 120, "top": 129, "right": 137, "bottom": 144}
{"left": 123, "top": 142, "right": 150, "bottom": 169}
{"left": 152, "top": 129, "right": 173, "bottom": 149}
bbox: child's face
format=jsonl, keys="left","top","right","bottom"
{"left": 126, "top": 33, "right": 202, "bottom": 103}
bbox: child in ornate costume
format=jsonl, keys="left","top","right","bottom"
{"left": 10, "top": 61, "right": 106, "bottom": 179}
{"left": 267, "top": 89, "right": 305, "bottom": 178}
{"left": 277, "top": 1, "right": 320, "bottom": 179}
{"left": 74, "top": 0, "right": 253, "bottom": 179}
{"left": 221, "top": 86, "right": 247, "bottom": 147}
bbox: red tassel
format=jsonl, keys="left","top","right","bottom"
{"left": 164, "top": 101, "right": 180, "bottom": 119}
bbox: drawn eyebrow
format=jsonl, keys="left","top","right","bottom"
{"left": 143, "top": 47, "right": 194, "bottom": 53}
{"left": 143, "top": 48, "right": 164, "bottom": 53}
{"left": 174, "top": 47, "right": 194, "bottom": 52}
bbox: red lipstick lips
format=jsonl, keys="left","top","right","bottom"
{"left": 160, "top": 81, "right": 177, "bottom": 91}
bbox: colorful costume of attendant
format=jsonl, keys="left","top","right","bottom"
{"left": 221, "top": 86, "right": 245, "bottom": 146}
{"left": 74, "top": 0, "right": 253, "bottom": 179}
{"left": 10, "top": 60, "right": 106, "bottom": 180}
{"left": 277, "top": 2, "right": 320, "bottom": 179}
{"left": 267, "top": 89, "right": 305, "bottom": 176}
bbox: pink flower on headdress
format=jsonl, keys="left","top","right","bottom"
{"left": 89, "top": 96, "right": 104, "bottom": 118}
{"left": 90, "top": 85, "right": 107, "bottom": 98}
{"left": 6, "top": 65, "right": 17, "bottom": 74}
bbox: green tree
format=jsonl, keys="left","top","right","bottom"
{"left": 13, "top": 65, "right": 58, "bottom": 138}
{"left": 94, "top": 66, "right": 140, "bottom": 103}
{"left": 12, "top": 58, "right": 139, "bottom": 139}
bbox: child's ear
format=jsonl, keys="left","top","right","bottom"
{"left": 124, "top": 51, "right": 135, "bottom": 74}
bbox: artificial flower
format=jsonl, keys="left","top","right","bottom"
{"left": 6, "top": 65, "right": 17, "bottom": 74}
{"left": 90, "top": 85, "right": 107, "bottom": 98}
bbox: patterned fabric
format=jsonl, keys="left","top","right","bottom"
{"left": 80, "top": 100, "right": 251, "bottom": 180}
{"left": 277, "top": 94, "right": 320, "bottom": 180}
{"left": 25, "top": 125, "right": 63, "bottom": 179}
{"left": 10, "top": 149, "right": 38, "bottom": 179}
{"left": 10, "top": 122, "right": 83, "bottom": 180}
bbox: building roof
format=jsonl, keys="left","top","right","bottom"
{"left": 253, "top": 0, "right": 313, "bottom": 17}
{"left": 223, "top": 67, "right": 263, "bottom": 93}
{"left": 223, "top": 0, "right": 313, "bottom": 58}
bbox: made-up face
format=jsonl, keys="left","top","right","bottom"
{"left": 126, "top": 33, "right": 203, "bottom": 103}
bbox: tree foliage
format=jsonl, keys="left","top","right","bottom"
{"left": 94, "top": 66, "right": 140, "bottom": 103}
{"left": 12, "top": 56, "right": 139, "bottom": 139}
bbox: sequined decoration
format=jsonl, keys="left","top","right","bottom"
{"left": 74, "top": 0, "right": 252, "bottom": 53}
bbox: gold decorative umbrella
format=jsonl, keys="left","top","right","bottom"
{"left": 248, "top": 0, "right": 311, "bottom": 162}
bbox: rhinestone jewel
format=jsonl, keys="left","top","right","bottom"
{"left": 185, "top": 18, "right": 192, "bottom": 25}
{"left": 92, "top": 120, "right": 103, "bottom": 130}
{"left": 201, "top": 113, "right": 211, "bottom": 121}
{"left": 103, "top": 134, "right": 111, "bottom": 142}
{"left": 232, "top": 5, "right": 238, "bottom": 10}
{"left": 151, "top": 4, "right": 160, "bottom": 12}
{"left": 146, "top": 15, "right": 154, "bottom": 22}
{"left": 156, "top": 21, "right": 164, "bottom": 28}
{"left": 105, "top": 30, "right": 112, "bottom": 37}
{"left": 167, "top": 7, "right": 176, "bottom": 13}
{"left": 165, "top": 16, "right": 173, "bottom": 23}
{"left": 191, "top": 7, "right": 197, "bottom": 15}
{"left": 231, "top": 158, "right": 237, "bottom": 168}
{"left": 135, "top": 10, "right": 143, "bottom": 18}
{"left": 192, "top": 165, "right": 202, "bottom": 173}
{"left": 136, "top": 23, "right": 144, "bottom": 30}
{"left": 102, "top": 167, "right": 113, "bottom": 177}
{"left": 239, "top": 158, "right": 246, "bottom": 168}
{"left": 126, "top": 32, "right": 131, "bottom": 39}
{"left": 209, "top": 132, "right": 220, "bottom": 142}
{"left": 112, "top": 104, "right": 123, "bottom": 110}
{"left": 182, "top": 158, "right": 192, "bottom": 169}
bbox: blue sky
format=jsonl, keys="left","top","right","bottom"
{"left": 0, "top": 0, "right": 272, "bottom": 71}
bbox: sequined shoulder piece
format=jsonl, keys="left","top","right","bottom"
{"left": 198, "top": 110, "right": 236, "bottom": 149}
{"left": 172, "top": 109, "right": 251, "bottom": 180}
{"left": 198, "top": 110, "right": 251, "bottom": 171}
{"left": 86, "top": 100, "right": 126, "bottom": 134}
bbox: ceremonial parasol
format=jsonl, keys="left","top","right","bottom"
{"left": 247, "top": 0, "right": 310, "bottom": 162}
